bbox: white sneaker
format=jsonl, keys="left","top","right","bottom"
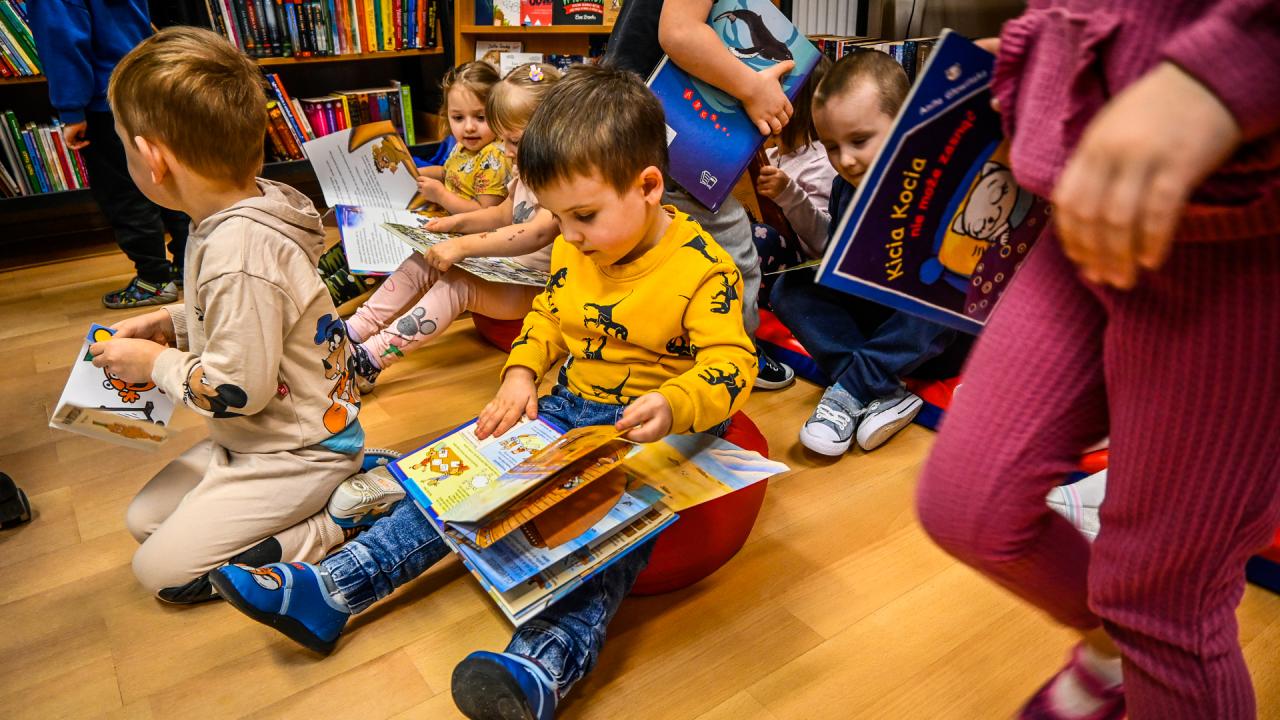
{"left": 1046, "top": 469, "right": 1107, "bottom": 541}
{"left": 799, "top": 383, "right": 864, "bottom": 456}
{"left": 327, "top": 465, "right": 406, "bottom": 529}
{"left": 855, "top": 387, "right": 923, "bottom": 451}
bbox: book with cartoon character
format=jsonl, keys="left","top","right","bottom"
{"left": 647, "top": 0, "right": 821, "bottom": 212}
{"left": 386, "top": 416, "right": 788, "bottom": 623}
{"left": 49, "top": 325, "right": 177, "bottom": 450}
{"left": 303, "top": 120, "right": 431, "bottom": 275}
{"left": 816, "top": 31, "right": 1051, "bottom": 334}
{"left": 382, "top": 222, "right": 550, "bottom": 286}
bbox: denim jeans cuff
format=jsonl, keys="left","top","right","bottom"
{"left": 509, "top": 620, "right": 581, "bottom": 697}
{"left": 322, "top": 543, "right": 382, "bottom": 615}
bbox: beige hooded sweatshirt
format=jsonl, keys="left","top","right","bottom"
{"left": 153, "top": 179, "right": 363, "bottom": 455}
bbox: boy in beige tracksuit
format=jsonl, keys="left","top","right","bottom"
{"left": 88, "top": 28, "right": 379, "bottom": 602}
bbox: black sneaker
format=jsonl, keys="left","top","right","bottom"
{"left": 0, "top": 473, "right": 32, "bottom": 529}
{"left": 349, "top": 341, "right": 381, "bottom": 393}
{"left": 102, "top": 277, "right": 179, "bottom": 309}
{"left": 755, "top": 349, "right": 796, "bottom": 390}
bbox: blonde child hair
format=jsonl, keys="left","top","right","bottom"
{"left": 437, "top": 61, "right": 502, "bottom": 138}
{"left": 486, "top": 62, "right": 564, "bottom": 138}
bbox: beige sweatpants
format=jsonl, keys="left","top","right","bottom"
{"left": 125, "top": 439, "right": 362, "bottom": 594}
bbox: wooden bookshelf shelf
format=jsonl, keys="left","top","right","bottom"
{"left": 458, "top": 24, "right": 614, "bottom": 36}
{"left": 0, "top": 75, "right": 46, "bottom": 85}
{"left": 256, "top": 47, "right": 444, "bottom": 66}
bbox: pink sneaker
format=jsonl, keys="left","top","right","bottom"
{"left": 1019, "top": 644, "right": 1125, "bottom": 720}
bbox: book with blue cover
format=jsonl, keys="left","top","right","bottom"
{"left": 647, "top": 0, "right": 821, "bottom": 212}
{"left": 816, "top": 30, "right": 1051, "bottom": 334}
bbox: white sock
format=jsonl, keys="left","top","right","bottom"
{"left": 1048, "top": 645, "right": 1123, "bottom": 717}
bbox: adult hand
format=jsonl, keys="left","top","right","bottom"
{"left": 62, "top": 121, "right": 89, "bottom": 150}
{"left": 111, "top": 309, "right": 176, "bottom": 345}
{"left": 756, "top": 165, "right": 790, "bottom": 199}
{"left": 616, "top": 392, "right": 673, "bottom": 443}
{"left": 743, "top": 60, "right": 795, "bottom": 136}
{"left": 477, "top": 367, "right": 538, "bottom": 439}
{"left": 89, "top": 338, "right": 165, "bottom": 384}
{"left": 1052, "top": 62, "right": 1242, "bottom": 289}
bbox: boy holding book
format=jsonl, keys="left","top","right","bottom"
{"left": 28, "top": 0, "right": 190, "bottom": 308}
{"left": 86, "top": 28, "right": 391, "bottom": 602}
{"left": 210, "top": 65, "right": 758, "bottom": 720}
{"left": 771, "top": 50, "right": 957, "bottom": 455}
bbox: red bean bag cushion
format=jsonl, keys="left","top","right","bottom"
{"left": 631, "top": 412, "right": 771, "bottom": 596}
{"left": 472, "top": 313, "right": 524, "bottom": 352}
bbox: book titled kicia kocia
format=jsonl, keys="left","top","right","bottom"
{"left": 817, "top": 30, "right": 1051, "bottom": 335}
{"left": 647, "top": 0, "right": 821, "bottom": 212}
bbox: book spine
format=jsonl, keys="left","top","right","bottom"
{"left": 336, "top": 93, "right": 352, "bottom": 128}
{"left": 0, "top": 17, "right": 31, "bottom": 75}
{"left": 203, "top": 0, "right": 224, "bottom": 37}
{"left": 260, "top": 0, "right": 281, "bottom": 55}
{"left": 12, "top": 124, "right": 39, "bottom": 193}
{"left": 359, "top": 93, "right": 370, "bottom": 124}
{"left": 427, "top": 0, "right": 437, "bottom": 47}
{"left": 375, "top": 92, "right": 389, "bottom": 123}
{"left": 398, "top": 81, "right": 414, "bottom": 144}
{"left": 387, "top": 84, "right": 401, "bottom": 134}
{"left": 49, "top": 124, "right": 76, "bottom": 189}
{"left": 361, "top": 0, "right": 376, "bottom": 55}
{"left": 405, "top": 0, "right": 414, "bottom": 49}
{"left": 345, "top": 0, "right": 358, "bottom": 53}
{"left": 320, "top": 100, "right": 336, "bottom": 136}
{"left": 37, "top": 126, "right": 64, "bottom": 192}
{"left": 326, "top": 0, "right": 341, "bottom": 54}
{"left": 230, "top": 1, "right": 254, "bottom": 53}
{"left": 308, "top": 0, "right": 323, "bottom": 55}
{"left": 318, "top": 0, "right": 333, "bottom": 55}
{"left": 22, "top": 129, "right": 49, "bottom": 193}
{"left": 903, "top": 40, "right": 919, "bottom": 82}
{"left": 217, "top": 0, "right": 242, "bottom": 48}
{"left": 263, "top": 106, "right": 290, "bottom": 159}
{"left": 243, "top": 0, "right": 265, "bottom": 56}
{"left": 71, "top": 144, "right": 90, "bottom": 188}
{"left": 0, "top": 28, "right": 21, "bottom": 77}
{"left": 264, "top": 73, "right": 306, "bottom": 142}
{"left": 0, "top": 1, "right": 41, "bottom": 73}
{"left": 0, "top": 110, "right": 31, "bottom": 194}
{"left": 271, "top": 0, "right": 291, "bottom": 55}
{"left": 267, "top": 102, "right": 304, "bottom": 158}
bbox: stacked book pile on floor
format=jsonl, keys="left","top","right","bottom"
{"left": 809, "top": 35, "right": 938, "bottom": 82}
{"left": 0, "top": 112, "right": 88, "bottom": 197}
{"left": 0, "top": 0, "right": 37, "bottom": 78}
{"left": 262, "top": 72, "right": 415, "bottom": 162}
{"left": 204, "top": 0, "right": 439, "bottom": 59}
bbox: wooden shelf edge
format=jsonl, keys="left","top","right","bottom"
{"left": 256, "top": 47, "right": 444, "bottom": 66}
{"left": 459, "top": 24, "right": 614, "bottom": 36}
{"left": 0, "top": 75, "right": 46, "bottom": 85}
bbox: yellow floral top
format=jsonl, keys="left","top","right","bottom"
{"left": 442, "top": 140, "right": 512, "bottom": 203}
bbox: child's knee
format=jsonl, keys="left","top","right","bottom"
{"left": 131, "top": 540, "right": 204, "bottom": 595}
{"left": 124, "top": 494, "right": 160, "bottom": 543}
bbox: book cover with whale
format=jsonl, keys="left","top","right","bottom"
{"left": 647, "top": 0, "right": 820, "bottom": 212}
{"left": 816, "top": 31, "right": 1051, "bottom": 334}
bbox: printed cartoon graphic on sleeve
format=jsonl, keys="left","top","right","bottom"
{"left": 183, "top": 364, "right": 248, "bottom": 418}
{"left": 315, "top": 314, "right": 361, "bottom": 434}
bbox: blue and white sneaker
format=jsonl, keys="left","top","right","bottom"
{"left": 361, "top": 447, "right": 400, "bottom": 472}
{"left": 452, "top": 651, "right": 558, "bottom": 720}
{"left": 327, "top": 465, "right": 406, "bottom": 530}
{"left": 209, "top": 562, "right": 350, "bottom": 655}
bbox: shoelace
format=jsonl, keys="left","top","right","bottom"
{"left": 813, "top": 403, "right": 853, "bottom": 429}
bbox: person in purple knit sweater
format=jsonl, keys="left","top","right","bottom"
{"left": 915, "top": 1, "right": 1280, "bottom": 718}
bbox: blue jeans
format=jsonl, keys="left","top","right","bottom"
{"left": 770, "top": 267, "right": 956, "bottom": 403}
{"left": 324, "top": 384, "right": 726, "bottom": 695}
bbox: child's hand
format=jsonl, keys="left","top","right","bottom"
{"left": 743, "top": 61, "right": 795, "bottom": 136}
{"left": 416, "top": 176, "right": 445, "bottom": 203}
{"left": 1052, "top": 62, "right": 1242, "bottom": 289}
{"left": 424, "top": 214, "right": 458, "bottom": 233}
{"left": 111, "top": 309, "right": 175, "bottom": 345}
{"left": 616, "top": 393, "right": 673, "bottom": 443}
{"left": 477, "top": 367, "right": 538, "bottom": 439}
{"left": 425, "top": 238, "right": 468, "bottom": 273}
{"left": 89, "top": 338, "right": 165, "bottom": 384}
{"left": 756, "top": 165, "right": 791, "bottom": 199}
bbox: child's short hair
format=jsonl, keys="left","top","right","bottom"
{"left": 108, "top": 27, "right": 266, "bottom": 184}
{"left": 487, "top": 62, "right": 563, "bottom": 138}
{"left": 777, "top": 55, "right": 831, "bottom": 154}
{"left": 439, "top": 61, "right": 501, "bottom": 135}
{"left": 518, "top": 64, "right": 667, "bottom": 195}
{"left": 814, "top": 49, "right": 910, "bottom": 119}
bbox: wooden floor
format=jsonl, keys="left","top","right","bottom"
{"left": 2, "top": 248, "right": 1278, "bottom": 720}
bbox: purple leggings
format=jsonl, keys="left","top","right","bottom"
{"left": 916, "top": 226, "right": 1280, "bottom": 718}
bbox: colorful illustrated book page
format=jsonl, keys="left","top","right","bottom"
{"left": 49, "top": 324, "right": 176, "bottom": 450}
{"left": 383, "top": 222, "right": 550, "bottom": 286}
{"left": 816, "top": 30, "right": 1051, "bottom": 334}
{"left": 647, "top": 0, "right": 821, "bottom": 212}
{"left": 334, "top": 205, "right": 419, "bottom": 275}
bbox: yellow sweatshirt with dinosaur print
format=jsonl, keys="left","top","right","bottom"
{"left": 503, "top": 207, "right": 758, "bottom": 434}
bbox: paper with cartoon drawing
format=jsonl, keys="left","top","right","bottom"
{"left": 50, "top": 324, "right": 176, "bottom": 450}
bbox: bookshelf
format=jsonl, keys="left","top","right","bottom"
{"left": 453, "top": 0, "right": 614, "bottom": 65}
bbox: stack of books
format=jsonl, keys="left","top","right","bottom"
{"left": 809, "top": 34, "right": 938, "bottom": 82}
{"left": 0, "top": 0, "right": 38, "bottom": 78}
{"left": 262, "top": 73, "right": 415, "bottom": 162}
{"left": 204, "top": 0, "right": 440, "bottom": 59}
{"left": 0, "top": 111, "right": 89, "bottom": 197}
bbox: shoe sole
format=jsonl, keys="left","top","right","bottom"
{"left": 856, "top": 396, "right": 924, "bottom": 451}
{"left": 102, "top": 295, "right": 178, "bottom": 309}
{"left": 208, "top": 570, "right": 339, "bottom": 655}
{"left": 754, "top": 374, "right": 796, "bottom": 391}
{"left": 798, "top": 425, "right": 852, "bottom": 456}
{"left": 452, "top": 656, "right": 538, "bottom": 720}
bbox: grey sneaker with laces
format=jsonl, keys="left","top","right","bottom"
{"left": 799, "top": 382, "right": 864, "bottom": 456}
{"left": 855, "top": 386, "right": 923, "bottom": 451}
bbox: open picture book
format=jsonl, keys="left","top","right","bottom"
{"left": 388, "top": 417, "right": 788, "bottom": 624}
{"left": 49, "top": 324, "right": 176, "bottom": 450}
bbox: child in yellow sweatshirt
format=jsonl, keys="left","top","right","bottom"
{"left": 211, "top": 65, "right": 757, "bottom": 719}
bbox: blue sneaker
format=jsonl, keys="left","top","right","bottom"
{"left": 209, "top": 562, "right": 350, "bottom": 655}
{"left": 452, "top": 651, "right": 557, "bottom": 720}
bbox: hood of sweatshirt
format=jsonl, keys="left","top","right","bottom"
{"left": 190, "top": 178, "right": 325, "bottom": 264}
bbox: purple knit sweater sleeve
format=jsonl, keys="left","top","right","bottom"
{"left": 1162, "top": 0, "right": 1280, "bottom": 141}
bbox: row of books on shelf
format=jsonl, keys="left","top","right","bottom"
{"left": 0, "top": 0, "right": 39, "bottom": 78}
{"left": 263, "top": 72, "right": 416, "bottom": 162}
{"left": 203, "top": 0, "right": 439, "bottom": 59}
{"left": 810, "top": 34, "right": 938, "bottom": 82}
{"left": 481, "top": 0, "right": 621, "bottom": 27}
{"left": 0, "top": 111, "right": 88, "bottom": 197}
{"left": 474, "top": 40, "right": 599, "bottom": 76}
